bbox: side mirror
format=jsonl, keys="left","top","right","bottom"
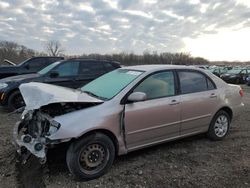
{"left": 49, "top": 71, "right": 59, "bottom": 78}
{"left": 127, "top": 92, "right": 147, "bottom": 102}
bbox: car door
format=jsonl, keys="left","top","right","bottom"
{"left": 44, "top": 61, "right": 80, "bottom": 88}
{"left": 124, "top": 71, "right": 181, "bottom": 150}
{"left": 177, "top": 70, "right": 218, "bottom": 135}
{"left": 75, "top": 61, "right": 107, "bottom": 88}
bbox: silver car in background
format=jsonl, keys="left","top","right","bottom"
{"left": 14, "top": 65, "right": 244, "bottom": 180}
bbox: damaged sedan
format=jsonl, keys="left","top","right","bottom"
{"left": 14, "top": 65, "right": 244, "bottom": 181}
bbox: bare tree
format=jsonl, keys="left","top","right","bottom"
{"left": 0, "top": 41, "right": 35, "bottom": 64}
{"left": 44, "top": 40, "right": 64, "bottom": 56}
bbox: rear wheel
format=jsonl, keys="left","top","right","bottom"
{"left": 207, "top": 110, "right": 230, "bottom": 141}
{"left": 7, "top": 90, "right": 25, "bottom": 111}
{"left": 66, "top": 133, "right": 115, "bottom": 181}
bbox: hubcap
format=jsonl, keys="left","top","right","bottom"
{"left": 79, "top": 143, "right": 107, "bottom": 174}
{"left": 214, "top": 115, "right": 229, "bottom": 137}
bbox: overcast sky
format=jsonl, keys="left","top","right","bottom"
{"left": 0, "top": 0, "right": 250, "bottom": 61}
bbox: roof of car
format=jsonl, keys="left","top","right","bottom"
{"left": 67, "top": 58, "right": 120, "bottom": 64}
{"left": 121, "top": 64, "right": 202, "bottom": 72}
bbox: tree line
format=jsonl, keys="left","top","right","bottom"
{"left": 0, "top": 40, "right": 213, "bottom": 66}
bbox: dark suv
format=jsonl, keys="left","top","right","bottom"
{"left": 0, "top": 59, "right": 120, "bottom": 110}
{"left": 0, "top": 56, "right": 64, "bottom": 79}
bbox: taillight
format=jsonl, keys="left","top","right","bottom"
{"left": 239, "top": 88, "right": 244, "bottom": 97}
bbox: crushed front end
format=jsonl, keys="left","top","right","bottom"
{"left": 14, "top": 110, "right": 61, "bottom": 164}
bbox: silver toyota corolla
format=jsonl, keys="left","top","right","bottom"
{"left": 14, "top": 65, "right": 244, "bottom": 180}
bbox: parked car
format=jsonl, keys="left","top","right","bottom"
{"left": 0, "top": 59, "right": 120, "bottom": 110}
{"left": 14, "top": 65, "right": 244, "bottom": 181}
{"left": 208, "top": 67, "right": 229, "bottom": 77}
{"left": 220, "top": 68, "right": 250, "bottom": 84}
{"left": 0, "top": 56, "right": 64, "bottom": 79}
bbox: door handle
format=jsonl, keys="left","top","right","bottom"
{"left": 209, "top": 93, "right": 217, "bottom": 98}
{"left": 169, "top": 100, "right": 180, "bottom": 105}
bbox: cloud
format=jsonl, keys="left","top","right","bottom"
{"left": 0, "top": 0, "right": 250, "bottom": 60}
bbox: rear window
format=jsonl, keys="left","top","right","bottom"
{"left": 178, "top": 71, "right": 215, "bottom": 94}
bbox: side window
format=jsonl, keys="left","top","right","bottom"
{"left": 207, "top": 78, "right": 216, "bottom": 90}
{"left": 133, "top": 71, "right": 175, "bottom": 100}
{"left": 79, "top": 62, "right": 105, "bottom": 75}
{"left": 47, "top": 58, "right": 58, "bottom": 64}
{"left": 241, "top": 70, "right": 247, "bottom": 74}
{"left": 178, "top": 71, "right": 208, "bottom": 94}
{"left": 104, "top": 62, "right": 116, "bottom": 71}
{"left": 27, "top": 58, "right": 45, "bottom": 70}
{"left": 53, "top": 61, "right": 79, "bottom": 77}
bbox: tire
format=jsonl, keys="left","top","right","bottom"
{"left": 66, "top": 133, "right": 115, "bottom": 181}
{"left": 7, "top": 90, "right": 25, "bottom": 111}
{"left": 207, "top": 110, "right": 230, "bottom": 141}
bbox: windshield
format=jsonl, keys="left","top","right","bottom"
{"left": 81, "top": 69, "right": 144, "bottom": 100}
{"left": 38, "top": 61, "right": 61, "bottom": 75}
{"left": 227, "top": 69, "right": 242, "bottom": 74}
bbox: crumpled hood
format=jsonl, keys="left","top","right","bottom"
{"left": 19, "top": 82, "right": 103, "bottom": 110}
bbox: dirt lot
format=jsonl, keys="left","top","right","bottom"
{"left": 0, "top": 85, "right": 250, "bottom": 188}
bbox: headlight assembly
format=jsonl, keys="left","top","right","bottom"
{"left": 0, "top": 83, "right": 8, "bottom": 89}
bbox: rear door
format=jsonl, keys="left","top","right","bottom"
{"left": 124, "top": 71, "right": 181, "bottom": 150}
{"left": 177, "top": 70, "right": 218, "bottom": 135}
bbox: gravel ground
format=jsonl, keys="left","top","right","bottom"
{"left": 0, "top": 85, "right": 250, "bottom": 188}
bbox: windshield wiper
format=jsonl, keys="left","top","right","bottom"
{"left": 83, "top": 91, "right": 108, "bottom": 101}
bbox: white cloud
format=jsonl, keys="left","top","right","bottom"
{"left": 98, "top": 24, "right": 111, "bottom": 30}
{"left": 162, "top": 10, "right": 184, "bottom": 20}
{"left": 189, "top": 0, "right": 200, "bottom": 5}
{"left": 184, "top": 27, "right": 250, "bottom": 61}
{"left": 200, "top": 4, "right": 209, "bottom": 13}
{"left": 236, "top": 0, "right": 250, "bottom": 7}
{"left": 43, "top": 27, "right": 54, "bottom": 34}
{"left": 78, "top": 3, "right": 95, "bottom": 13}
{"left": 0, "top": 1, "right": 10, "bottom": 8}
{"left": 123, "top": 10, "right": 153, "bottom": 19}
{"left": 143, "top": 0, "right": 157, "bottom": 4}
{"left": 102, "top": 0, "right": 118, "bottom": 9}
{"left": 0, "top": 0, "right": 250, "bottom": 60}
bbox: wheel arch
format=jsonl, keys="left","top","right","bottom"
{"left": 74, "top": 129, "right": 119, "bottom": 156}
{"left": 215, "top": 106, "right": 233, "bottom": 121}
{"left": 5, "top": 88, "right": 20, "bottom": 102}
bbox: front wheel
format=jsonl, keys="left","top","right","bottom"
{"left": 7, "top": 90, "right": 25, "bottom": 111}
{"left": 66, "top": 133, "right": 115, "bottom": 181}
{"left": 207, "top": 110, "right": 230, "bottom": 141}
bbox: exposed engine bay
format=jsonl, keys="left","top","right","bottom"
{"left": 14, "top": 102, "right": 99, "bottom": 164}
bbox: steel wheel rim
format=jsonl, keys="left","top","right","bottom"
{"left": 78, "top": 143, "right": 109, "bottom": 175}
{"left": 214, "top": 115, "right": 229, "bottom": 137}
